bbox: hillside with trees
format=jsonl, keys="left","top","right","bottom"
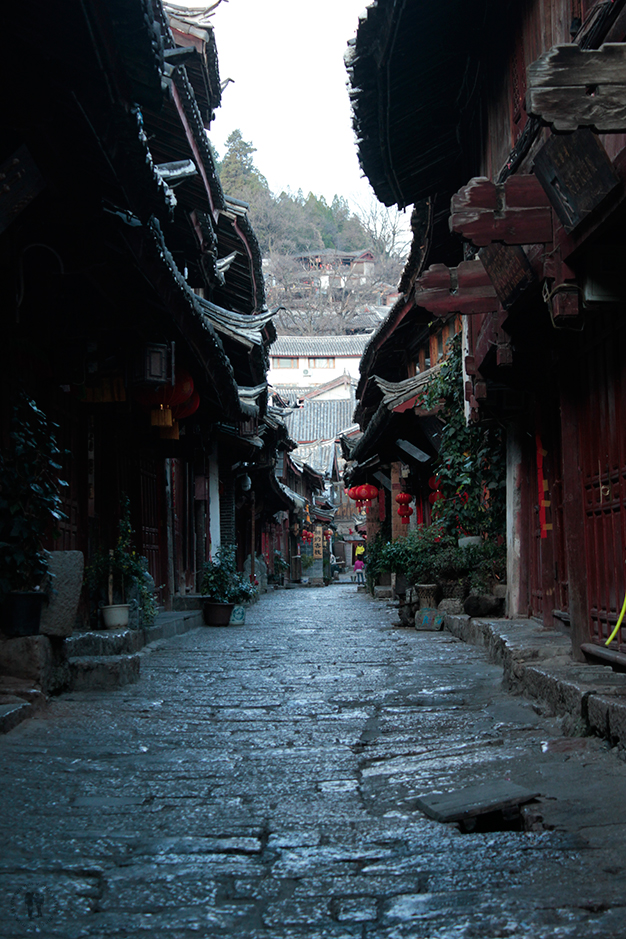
{"left": 216, "top": 130, "right": 409, "bottom": 334}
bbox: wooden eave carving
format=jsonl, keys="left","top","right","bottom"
{"left": 450, "top": 176, "right": 553, "bottom": 246}
{"left": 414, "top": 260, "right": 498, "bottom": 316}
{"left": 527, "top": 43, "right": 626, "bottom": 131}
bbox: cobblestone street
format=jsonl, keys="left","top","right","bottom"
{"left": 2, "top": 586, "right": 626, "bottom": 938}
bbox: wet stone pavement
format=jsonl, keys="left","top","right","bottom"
{"left": 2, "top": 586, "right": 626, "bottom": 939}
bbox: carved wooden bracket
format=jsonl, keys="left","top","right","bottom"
{"left": 414, "top": 259, "right": 499, "bottom": 316}
{"left": 450, "top": 176, "right": 553, "bottom": 246}
{"left": 527, "top": 42, "right": 626, "bottom": 132}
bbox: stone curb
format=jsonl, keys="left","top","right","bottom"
{"left": 444, "top": 613, "right": 626, "bottom": 748}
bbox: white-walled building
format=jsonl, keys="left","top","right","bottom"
{"left": 268, "top": 334, "right": 370, "bottom": 388}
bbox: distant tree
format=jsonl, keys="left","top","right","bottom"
{"left": 218, "top": 129, "right": 269, "bottom": 197}
{"left": 214, "top": 133, "right": 410, "bottom": 333}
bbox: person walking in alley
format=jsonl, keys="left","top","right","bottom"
{"left": 353, "top": 556, "right": 365, "bottom": 584}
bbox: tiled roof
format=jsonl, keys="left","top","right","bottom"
{"left": 271, "top": 334, "right": 371, "bottom": 357}
{"left": 285, "top": 398, "right": 356, "bottom": 444}
{"left": 292, "top": 440, "right": 338, "bottom": 478}
{"left": 272, "top": 374, "right": 357, "bottom": 403}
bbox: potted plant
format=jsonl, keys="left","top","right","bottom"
{"left": 200, "top": 544, "right": 257, "bottom": 626}
{"left": 85, "top": 496, "right": 155, "bottom": 629}
{"left": 0, "top": 393, "right": 68, "bottom": 637}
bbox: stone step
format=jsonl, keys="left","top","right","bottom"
{"left": 65, "top": 628, "right": 143, "bottom": 658}
{"left": 144, "top": 610, "right": 204, "bottom": 642}
{"left": 171, "top": 595, "right": 203, "bottom": 611}
{"left": 0, "top": 677, "right": 47, "bottom": 733}
{"left": 0, "top": 700, "right": 33, "bottom": 734}
{"left": 68, "top": 653, "right": 141, "bottom": 691}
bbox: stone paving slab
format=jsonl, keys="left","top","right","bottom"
{"left": 0, "top": 587, "right": 626, "bottom": 937}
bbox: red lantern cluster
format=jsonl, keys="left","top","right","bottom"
{"left": 301, "top": 529, "right": 313, "bottom": 544}
{"left": 346, "top": 483, "right": 379, "bottom": 512}
{"left": 395, "top": 491, "right": 414, "bottom": 525}
{"left": 428, "top": 475, "right": 444, "bottom": 506}
{"left": 324, "top": 529, "right": 333, "bottom": 541}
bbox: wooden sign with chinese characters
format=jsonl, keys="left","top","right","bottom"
{"left": 527, "top": 43, "right": 626, "bottom": 132}
{"left": 533, "top": 128, "right": 620, "bottom": 232}
{"left": 478, "top": 244, "right": 537, "bottom": 309}
{"left": 414, "top": 259, "right": 499, "bottom": 316}
{"left": 0, "top": 145, "right": 45, "bottom": 235}
{"left": 450, "top": 176, "right": 553, "bottom": 246}
{"left": 313, "top": 525, "right": 323, "bottom": 559}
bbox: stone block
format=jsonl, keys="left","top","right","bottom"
{"left": 587, "top": 694, "right": 611, "bottom": 739}
{"left": 0, "top": 634, "right": 52, "bottom": 687}
{"left": 68, "top": 653, "right": 140, "bottom": 691}
{"left": 438, "top": 598, "right": 464, "bottom": 615}
{"left": 607, "top": 698, "right": 626, "bottom": 747}
{"left": 415, "top": 609, "right": 445, "bottom": 631}
{"left": 443, "top": 614, "right": 471, "bottom": 640}
{"left": 374, "top": 586, "right": 393, "bottom": 599}
{"left": 40, "top": 550, "right": 84, "bottom": 637}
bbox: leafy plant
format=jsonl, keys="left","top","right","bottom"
{"left": 0, "top": 393, "right": 68, "bottom": 601}
{"left": 85, "top": 495, "right": 157, "bottom": 622}
{"left": 200, "top": 544, "right": 258, "bottom": 604}
{"left": 366, "top": 524, "right": 506, "bottom": 594}
{"left": 273, "top": 552, "right": 289, "bottom": 575}
{"left": 422, "top": 334, "right": 506, "bottom": 538}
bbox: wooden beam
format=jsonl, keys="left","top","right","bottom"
{"left": 450, "top": 175, "right": 553, "bottom": 246}
{"left": 414, "top": 259, "right": 499, "bottom": 316}
{"left": 527, "top": 42, "right": 626, "bottom": 131}
{"left": 395, "top": 439, "right": 430, "bottom": 463}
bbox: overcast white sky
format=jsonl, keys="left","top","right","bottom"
{"left": 205, "top": 0, "right": 374, "bottom": 211}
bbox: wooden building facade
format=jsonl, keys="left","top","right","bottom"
{"left": 347, "top": 0, "right": 626, "bottom": 664}
{"left": 1, "top": 0, "right": 280, "bottom": 639}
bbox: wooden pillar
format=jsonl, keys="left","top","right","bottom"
{"left": 391, "top": 462, "right": 407, "bottom": 541}
{"left": 560, "top": 370, "right": 588, "bottom": 661}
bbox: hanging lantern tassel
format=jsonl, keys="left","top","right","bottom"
{"left": 151, "top": 404, "right": 173, "bottom": 427}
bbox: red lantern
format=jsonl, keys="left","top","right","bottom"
{"left": 397, "top": 504, "right": 413, "bottom": 518}
{"left": 428, "top": 475, "right": 441, "bottom": 490}
{"left": 136, "top": 370, "right": 196, "bottom": 428}
{"left": 172, "top": 389, "right": 200, "bottom": 421}
{"left": 395, "top": 492, "right": 411, "bottom": 505}
{"left": 428, "top": 490, "right": 443, "bottom": 505}
{"left": 346, "top": 487, "right": 358, "bottom": 501}
{"left": 362, "top": 483, "right": 378, "bottom": 502}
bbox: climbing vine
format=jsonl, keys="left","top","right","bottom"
{"left": 422, "top": 334, "right": 505, "bottom": 538}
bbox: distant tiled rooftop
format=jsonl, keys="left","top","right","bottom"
{"left": 271, "top": 334, "right": 371, "bottom": 357}
{"left": 285, "top": 398, "right": 356, "bottom": 444}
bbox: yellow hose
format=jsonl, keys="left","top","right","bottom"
{"left": 605, "top": 592, "right": 626, "bottom": 646}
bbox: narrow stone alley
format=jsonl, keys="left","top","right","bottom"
{"left": 1, "top": 586, "right": 626, "bottom": 939}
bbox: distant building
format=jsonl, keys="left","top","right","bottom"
{"left": 269, "top": 334, "right": 370, "bottom": 387}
